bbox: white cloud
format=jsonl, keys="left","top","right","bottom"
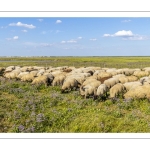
{"left": 78, "top": 37, "right": 83, "bottom": 39}
{"left": 13, "top": 36, "right": 19, "bottom": 40}
{"left": 56, "top": 20, "right": 62, "bottom": 24}
{"left": 61, "top": 41, "right": 66, "bottom": 44}
{"left": 22, "top": 30, "right": 28, "bottom": 32}
{"left": 67, "top": 40, "right": 77, "bottom": 43}
{"left": 6, "top": 36, "right": 19, "bottom": 41}
{"left": 24, "top": 42, "right": 53, "bottom": 47}
{"left": 103, "top": 30, "right": 133, "bottom": 37}
{"left": 37, "top": 19, "right": 43, "bottom": 22}
{"left": 61, "top": 40, "right": 77, "bottom": 44}
{"left": 9, "top": 22, "right": 36, "bottom": 29}
{"left": 122, "top": 20, "right": 131, "bottom": 23}
{"left": 103, "top": 34, "right": 111, "bottom": 37}
{"left": 103, "top": 30, "right": 148, "bottom": 40}
{"left": 40, "top": 43, "right": 53, "bottom": 47}
{"left": 90, "top": 38, "right": 97, "bottom": 41}
{"left": 114, "top": 30, "right": 133, "bottom": 37}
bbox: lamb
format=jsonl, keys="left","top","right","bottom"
{"left": 61, "top": 78, "right": 79, "bottom": 93}
{"left": 94, "top": 84, "right": 108, "bottom": 100}
{"left": 109, "top": 83, "right": 126, "bottom": 99}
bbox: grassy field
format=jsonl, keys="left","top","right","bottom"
{"left": 1, "top": 56, "right": 150, "bottom": 68}
{"left": 1, "top": 56, "right": 150, "bottom": 133}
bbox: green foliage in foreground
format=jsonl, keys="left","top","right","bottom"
{"left": 1, "top": 77, "right": 150, "bottom": 133}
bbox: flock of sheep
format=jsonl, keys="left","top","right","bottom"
{"left": 1, "top": 65, "right": 150, "bottom": 100}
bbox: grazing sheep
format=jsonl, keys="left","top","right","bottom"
{"left": 126, "top": 75, "right": 138, "bottom": 82}
{"left": 0, "top": 67, "right": 5, "bottom": 75}
{"left": 5, "top": 66, "right": 15, "bottom": 72}
{"left": 17, "top": 72, "right": 29, "bottom": 80}
{"left": 61, "top": 78, "right": 79, "bottom": 93}
{"left": 118, "top": 76, "right": 129, "bottom": 84}
{"left": 133, "top": 71, "right": 149, "bottom": 78}
{"left": 109, "top": 83, "right": 126, "bottom": 99}
{"left": 4, "top": 70, "right": 21, "bottom": 79}
{"left": 21, "top": 74, "right": 35, "bottom": 82}
{"left": 52, "top": 74, "right": 66, "bottom": 86}
{"left": 31, "top": 75, "right": 53, "bottom": 87}
{"left": 104, "top": 77, "right": 119, "bottom": 89}
{"left": 123, "top": 81, "right": 142, "bottom": 91}
{"left": 80, "top": 85, "right": 96, "bottom": 99}
{"left": 94, "top": 84, "right": 108, "bottom": 100}
{"left": 124, "top": 84, "right": 150, "bottom": 99}
{"left": 122, "top": 69, "right": 135, "bottom": 76}
{"left": 80, "top": 80, "right": 101, "bottom": 99}
{"left": 82, "top": 78, "right": 99, "bottom": 87}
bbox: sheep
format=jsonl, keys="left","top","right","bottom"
{"left": 80, "top": 84, "right": 97, "bottom": 99}
{"left": 123, "top": 81, "right": 142, "bottom": 91}
{"left": 0, "top": 67, "right": 5, "bottom": 75}
{"left": 122, "top": 69, "right": 135, "bottom": 76}
{"left": 123, "top": 84, "right": 150, "bottom": 99}
{"left": 5, "top": 66, "right": 15, "bottom": 72}
{"left": 80, "top": 80, "right": 101, "bottom": 99}
{"left": 103, "top": 77, "right": 119, "bottom": 89}
{"left": 61, "top": 78, "right": 79, "bottom": 93}
{"left": 93, "top": 84, "right": 108, "bottom": 100}
{"left": 139, "top": 76, "right": 150, "bottom": 84}
{"left": 36, "top": 69, "right": 46, "bottom": 76}
{"left": 126, "top": 75, "right": 138, "bottom": 82}
{"left": 97, "top": 72, "right": 112, "bottom": 80}
{"left": 80, "top": 82, "right": 101, "bottom": 98}
{"left": 17, "top": 72, "right": 29, "bottom": 80}
{"left": 82, "top": 78, "right": 99, "bottom": 87}
{"left": 31, "top": 75, "right": 53, "bottom": 87}
{"left": 133, "top": 71, "right": 149, "bottom": 78}
{"left": 21, "top": 74, "right": 35, "bottom": 82}
{"left": 52, "top": 74, "right": 66, "bottom": 86}
{"left": 109, "top": 83, "right": 126, "bottom": 99}
{"left": 118, "top": 76, "right": 129, "bottom": 84}
{"left": 3, "top": 70, "right": 21, "bottom": 79}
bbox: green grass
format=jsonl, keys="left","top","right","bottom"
{"left": 1, "top": 56, "right": 150, "bottom": 68}
{"left": 1, "top": 77, "right": 150, "bottom": 133}
{"left": 1, "top": 56, "right": 150, "bottom": 133}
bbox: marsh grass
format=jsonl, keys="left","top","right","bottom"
{"left": 1, "top": 57, "right": 150, "bottom": 132}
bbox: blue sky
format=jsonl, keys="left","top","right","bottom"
{"left": 0, "top": 17, "right": 150, "bottom": 56}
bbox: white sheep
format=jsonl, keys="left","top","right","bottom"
{"left": 94, "top": 84, "right": 108, "bottom": 100}
{"left": 109, "top": 83, "right": 126, "bottom": 99}
{"left": 61, "top": 78, "right": 79, "bottom": 93}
